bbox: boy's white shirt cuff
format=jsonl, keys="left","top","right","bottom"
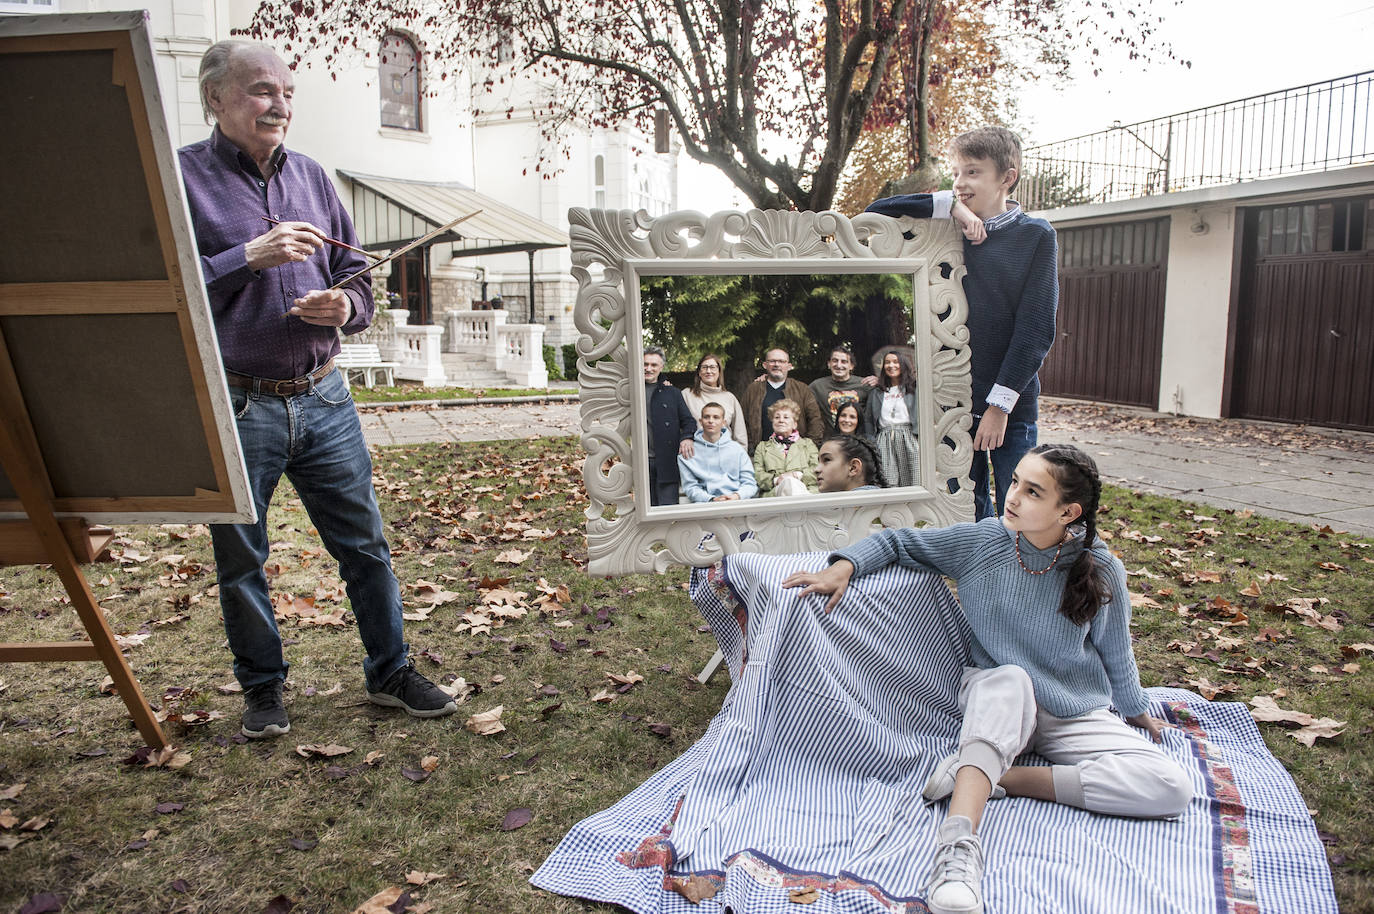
{"left": 932, "top": 190, "right": 954, "bottom": 220}
{"left": 986, "top": 384, "right": 1019, "bottom": 414}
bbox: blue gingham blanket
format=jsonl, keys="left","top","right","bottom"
{"left": 531, "top": 552, "right": 1337, "bottom": 913}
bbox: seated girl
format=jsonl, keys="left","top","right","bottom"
{"left": 784, "top": 444, "right": 1191, "bottom": 914}
{"left": 752, "top": 399, "right": 818, "bottom": 497}
{"left": 816, "top": 434, "right": 887, "bottom": 493}
{"left": 677, "top": 402, "right": 757, "bottom": 502}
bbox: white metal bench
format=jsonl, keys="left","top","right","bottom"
{"left": 335, "top": 343, "right": 400, "bottom": 389}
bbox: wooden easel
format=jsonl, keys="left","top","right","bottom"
{"left": 0, "top": 14, "right": 256, "bottom": 749}
{"left": 0, "top": 340, "right": 166, "bottom": 747}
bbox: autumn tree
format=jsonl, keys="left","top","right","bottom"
{"left": 833, "top": 2, "right": 1020, "bottom": 213}
{"left": 246, "top": 0, "right": 1177, "bottom": 212}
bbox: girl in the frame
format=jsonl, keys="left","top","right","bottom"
{"left": 816, "top": 434, "right": 887, "bottom": 493}
{"left": 783, "top": 443, "right": 1191, "bottom": 914}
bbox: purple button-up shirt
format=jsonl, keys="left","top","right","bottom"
{"left": 178, "top": 128, "right": 373, "bottom": 379}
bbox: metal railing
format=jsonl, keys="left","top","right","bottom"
{"left": 1021, "top": 70, "right": 1374, "bottom": 210}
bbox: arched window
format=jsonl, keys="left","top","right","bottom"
{"left": 379, "top": 32, "right": 421, "bottom": 131}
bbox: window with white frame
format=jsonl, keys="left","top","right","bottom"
{"left": 379, "top": 32, "right": 421, "bottom": 131}
{"left": 594, "top": 155, "right": 606, "bottom": 208}
{"left": 0, "top": 0, "right": 59, "bottom": 12}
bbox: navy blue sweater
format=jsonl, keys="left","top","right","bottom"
{"left": 866, "top": 195, "right": 1058, "bottom": 423}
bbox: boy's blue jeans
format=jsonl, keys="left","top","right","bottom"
{"left": 211, "top": 369, "right": 407, "bottom": 692}
{"left": 969, "top": 414, "right": 1037, "bottom": 520}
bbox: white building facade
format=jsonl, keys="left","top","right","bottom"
{"left": 9, "top": 0, "right": 680, "bottom": 368}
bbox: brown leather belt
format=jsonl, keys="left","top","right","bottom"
{"left": 225, "top": 358, "right": 336, "bottom": 397}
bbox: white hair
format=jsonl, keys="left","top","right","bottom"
{"left": 198, "top": 40, "right": 280, "bottom": 123}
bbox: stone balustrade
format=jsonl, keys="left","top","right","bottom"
{"left": 366, "top": 309, "right": 447, "bottom": 386}
{"left": 442, "top": 309, "right": 548, "bottom": 388}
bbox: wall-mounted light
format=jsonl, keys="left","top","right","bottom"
{"left": 1189, "top": 209, "right": 1209, "bottom": 235}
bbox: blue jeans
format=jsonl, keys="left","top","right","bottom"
{"left": 969, "top": 415, "right": 1037, "bottom": 520}
{"left": 211, "top": 368, "right": 407, "bottom": 691}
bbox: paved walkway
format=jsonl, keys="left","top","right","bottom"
{"left": 359, "top": 397, "right": 1374, "bottom": 537}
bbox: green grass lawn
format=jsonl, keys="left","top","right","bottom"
{"left": 1, "top": 437, "right": 1369, "bottom": 913}
{"left": 349, "top": 385, "right": 576, "bottom": 404}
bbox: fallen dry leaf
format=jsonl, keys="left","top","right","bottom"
{"left": 350, "top": 886, "right": 407, "bottom": 914}
{"left": 464, "top": 706, "right": 506, "bottom": 736}
{"left": 501, "top": 807, "right": 532, "bottom": 830}
{"left": 420, "top": 755, "right": 440, "bottom": 772}
{"left": 494, "top": 548, "right": 531, "bottom": 565}
{"left": 19, "top": 815, "right": 50, "bottom": 831}
{"left": 406, "top": 871, "right": 446, "bottom": 886}
{"left": 296, "top": 744, "right": 354, "bottom": 759}
{"left": 1249, "top": 695, "right": 1313, "bottom": 726}
{"left": 605, "top": 670, "right": 645, "bottom": 686}
{"left": 1292, "top": 718, "right": 1347, "bottom": 747}
{"left": 789, "top": 887, "right": 820, "bottom": 904}
{"left": 0, "top": 784, "right": 25, "bottom": 802}
{"left": 590, "top": 688, "right": 616, "bottom": 703}
{"left": 667, "top": 875, "right": 719, "bottom": 903}
{"left": 0, "top": 809, "right": 17, "bottom": 829}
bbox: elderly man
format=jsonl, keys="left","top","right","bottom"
{"left": 740, "top": 348, "right": 823, "bottom": 453}
{"left": 643, "top": 346, "right": 696, "bottom": 506}
{"left": 179, "top": 41, "right": 454, "bottom": 738}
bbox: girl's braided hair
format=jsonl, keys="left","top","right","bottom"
{"left": 824, "top": 434, "right": 889, "bottom": 488}
{"left": 1031, "top": 443, "right": 1108, "bottom": 625}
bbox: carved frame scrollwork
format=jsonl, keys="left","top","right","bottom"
{"left": 571, "top": 207, "right": 974, "bottom": 575}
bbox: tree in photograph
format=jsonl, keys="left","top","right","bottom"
{"left": 639, "top": 271, "right": 912, "bottom": 390}
{"left": 245, "top": 0, "right": 1179, "bottom": 212}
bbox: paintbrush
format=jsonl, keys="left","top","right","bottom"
{"left": 327, "top": 210, "right": 482, "bottom": 291}
{"left": 261, "top": 216, "right": 381, "bottom": 261}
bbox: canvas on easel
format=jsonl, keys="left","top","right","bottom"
{"left": 0, "top": 12, "right": 255, "bottom": 749}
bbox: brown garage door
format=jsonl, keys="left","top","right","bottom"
{"left": 1230, "top": 196, "right": 1374, "bottom": 431}
{"left": 1040, "top": 218, "right": 1169, "bottom": 408}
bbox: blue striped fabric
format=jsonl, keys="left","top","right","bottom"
{"left": 530, "top": 552, "right": 1338, "bottom": 913}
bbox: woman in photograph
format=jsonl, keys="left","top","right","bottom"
{"left": 864, "top": 350, "right": 920, "bottom": 488}
{"left": 681, "top": 353, "right": 748, "bottom": 451}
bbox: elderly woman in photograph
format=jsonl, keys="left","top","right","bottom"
{"left": 753, "top": 399, "right": 819, "bottom": 497}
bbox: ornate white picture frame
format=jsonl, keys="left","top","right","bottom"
{"left": 571, "top": 208, "right": 975, "bottom": 575}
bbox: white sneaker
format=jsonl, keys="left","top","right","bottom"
{"left": 922, "top": 754, "right": 1006, "bottom": 803}
{"left": 924, "top": 815, "right": 985, "bottom": 914}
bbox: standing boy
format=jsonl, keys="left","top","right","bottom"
{"left": 809, "top": 346, "right": 876, "bottom": 436}
{"left": 867, "top": 127, "right": 1058, "bottom": 520}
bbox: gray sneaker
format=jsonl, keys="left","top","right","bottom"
{"left": 924, "top": 815, "right": 985, "bottom": 914}
{"left": 367, "top": 661, "right": 457, "bottom": 718}
{"left": 923, "top": 754, "right": 1006, "bottom": 803}
{"left": 241, "top": 681, "right": 290, "bottom": 739}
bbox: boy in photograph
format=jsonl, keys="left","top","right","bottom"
{"left": 678, "top": 402, "right": 757, "bottom": 502}
{"left": 867, "top": 126, "right": 1058, "bottom": 520}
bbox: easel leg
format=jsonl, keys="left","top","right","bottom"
{"left": 55, "top": 557, "right": 168, "bottom": 749}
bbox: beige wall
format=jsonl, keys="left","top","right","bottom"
{"left": 1157, "top": 205, "right": 1237, "bottom": 417}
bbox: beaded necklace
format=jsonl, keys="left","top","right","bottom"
{"left": 1015, "top": 531, "right": 1067, "bottom": 575}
